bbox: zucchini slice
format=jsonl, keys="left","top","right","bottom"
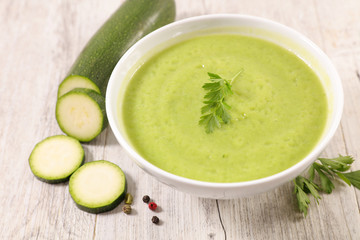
{"left": 57, "top": 75, "right": 100, "bottom": 98}
{"left": 56, "top": 88, "right": 107, "bottom": 142}
{"left": 29, "top": 135, "right": 84, "bottom": 183}
{"left": 69, "top": 160, "right": 127, "bottom": 214}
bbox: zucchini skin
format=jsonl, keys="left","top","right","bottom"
{"left": 65, "top": 0, "right": 176, "bottom": 96}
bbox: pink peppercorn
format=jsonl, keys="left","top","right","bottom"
{"left": 148, "top": 202, "right": 157, "bottom": 210}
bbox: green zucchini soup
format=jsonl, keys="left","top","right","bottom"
{"left": 120, "top": 34, "right": 328, "bottom": 183}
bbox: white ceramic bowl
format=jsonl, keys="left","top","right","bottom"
{"left": 106, "top": 14, "right": 343, "bottom": 199}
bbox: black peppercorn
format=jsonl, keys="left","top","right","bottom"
{"left": 142, "top": 195, "right": 150, "bottom": 203}
{"left": 151, "top": 216, "right": 159, "bottom": 224}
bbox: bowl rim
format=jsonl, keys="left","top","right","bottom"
{"left": 106, "top": 14, "right": 344, "bottom": 191}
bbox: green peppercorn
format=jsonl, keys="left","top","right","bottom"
{"left": 142, "top": 195, "right": 150, "bottom": 203}
{"left": 125, "top": 193, "right": 133, "bottom": 205}
{"left": 122, "top": 204, "right": 132, "bottom": 214}
{"left": 151, "top": 216, "right": 159, "bottom": 224}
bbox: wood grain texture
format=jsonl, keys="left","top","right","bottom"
{"left": 0, "top": 0, "right": 359, "bottom": 239}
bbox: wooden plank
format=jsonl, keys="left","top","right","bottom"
{"left": 0, "top": 0, "right": 116, "bottom": 238}
{"left": 313, "top": 0, "right": 360, "bottom": 233}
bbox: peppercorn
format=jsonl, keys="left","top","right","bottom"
{"left": 122, "top": 204, "right": 132, "bottom": 214}
{"left": 151, "top": 216, "right": 160, "bottom": 224}
{"left": 148, "top": 202, "right": 157, "bottom": 211}
{"left": 142, "top": 195, "right": 150, "bottom": 203}
{"left": 125, "top": 193, "right": 133, "bottom": 205}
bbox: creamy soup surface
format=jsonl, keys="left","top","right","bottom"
{"left": 120, "top": 34, "right": 328, "bottom": 183}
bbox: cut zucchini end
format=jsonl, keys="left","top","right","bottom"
{"left": 69, "top": 160, "right": 127, "bottom": 214}
{"left": 58, "top": 75, "right": 101, "bottom": 98}
{"left": 56, "top": 88, "right": 107, "bottom": 142}
{"left": 29, "top": 135, "right": 84, "bottom": 183}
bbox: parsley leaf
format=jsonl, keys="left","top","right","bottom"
{"left": 199, "top": 71, "right": 241, "bottom": 133}
{"left": 343, "top": 170, "right": 360, "bottom": 189}
{"left": 294, "top": 181, "right": 311, "bottom": 216}
{"left": 294, "top": 155, "right": 360, "bottom": 216}
{"left": 318, "top": 155, "right": 354, "bottom": 172}
{"left": 313, "top": 163, "right": 335, "bottom": 193}
{"left": 294, "top": 176, "right": 321, "bottom": 217}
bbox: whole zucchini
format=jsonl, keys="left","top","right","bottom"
{"left": 58, "top": 0, "right": 175, "bottom": 97}
{"left": 58, "top": 0, "right": 176, "bottom": 97}
{"left": 56, "top": 0, "right": 176, "bottom": 142}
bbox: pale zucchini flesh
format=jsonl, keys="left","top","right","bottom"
{"left": 29, "top": 135, "right": 84, "bottom": 183}
{"left": 56, "top": 88, "right": 107, "bottom": 142}
{"left": 69, "top": 160, "right": 127, "bottom": 214}
{"left": 57, "top": 75, "right": 101, "bottom": 98}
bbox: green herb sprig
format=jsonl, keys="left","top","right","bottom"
{"left": 199, "top": 71, "right": 241, "bottom": 133}
{"left": 294, "top": 155, "right": 360, "bottom": 216}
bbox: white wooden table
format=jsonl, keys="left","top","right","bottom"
{"left": 1, "top": 0, "right": 359, "bottom": 239}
